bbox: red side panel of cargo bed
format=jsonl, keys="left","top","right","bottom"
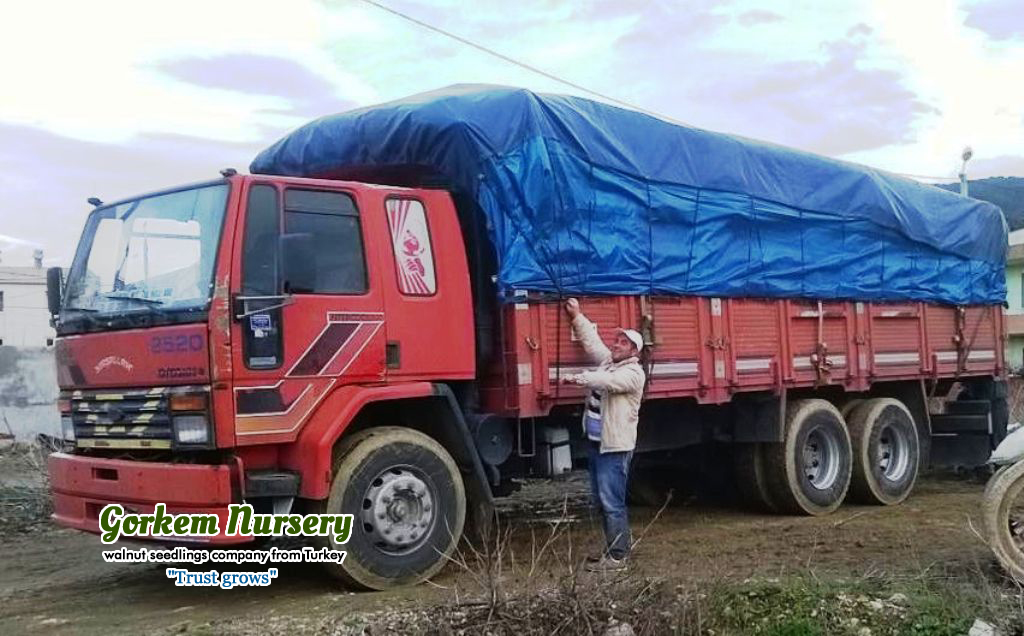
{"left": 481, "top": 296, "right": 1004, "bottom": 417}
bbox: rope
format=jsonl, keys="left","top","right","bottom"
{"left": 959, "top": 304, "right": 993, "bottom": 376}
{"left": 643, "top": 179, "right": 655, "bottom": 398}
{"left": 553, "top": 292, "right": 564, "bottom": 404}
{"left": 548, "top": 151, "right": 569, "bottom": 405}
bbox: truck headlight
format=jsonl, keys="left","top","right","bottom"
{"left": 61, "top": 415, "right": 75, "bottom": 442}
{"left": 172, "top": 415, "right": 212, "bottom": 446}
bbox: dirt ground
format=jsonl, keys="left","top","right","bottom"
{"left": 0, "top": 448, "right": 1010, "bottom": 635}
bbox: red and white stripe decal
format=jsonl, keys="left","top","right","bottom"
{"left": 288, "top": 312, "right": 384, "bottom": 378}
{"left": 236, "top": 313, "right": 383, "bottom": 422}
{"left": 320, "top": 321, "right": 384, "bottom": 376}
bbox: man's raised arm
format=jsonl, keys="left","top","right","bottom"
{"left": 565, "top": 298, "right": 611, "bottom": 365}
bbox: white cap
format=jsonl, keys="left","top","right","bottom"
{"left": 618, "top": 328, "right": 644, "bottom": 353}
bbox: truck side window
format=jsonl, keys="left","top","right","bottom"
{"left": 242, "top": 184, "right": 280, "bottom": 295}
{"left": 240, "top": 184, "right": 284, "bottom": 370}
{"left": 284, "top": 189, "right": 367, "bottom": 294}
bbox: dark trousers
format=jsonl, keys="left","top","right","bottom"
{"left": 587, "top": 441, "right": 633, "bottom": 559}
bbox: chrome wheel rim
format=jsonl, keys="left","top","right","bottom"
{"left": 877, "top": 422, "right": 910, "bottom": 482}
{"left": 803, "top": 426, "right": 841, "bottom": 490}
{"left": 360, "top": 466, "right": 435, "bottom": 555}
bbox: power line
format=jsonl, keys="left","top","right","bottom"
{"left": 356, "top": 0, "right": 688, "bottom": 126}
{"left": 357, "top": 0, "right": 965, "bottom": 182}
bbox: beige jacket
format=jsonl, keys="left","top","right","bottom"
{"left": 568, "top": 313, "right": 645, "bottom": 453}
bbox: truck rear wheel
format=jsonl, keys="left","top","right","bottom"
{"left": 840, "top": 398, "right": 864, "bottom": 421}
{"left": 764, "top": 399, "right": 852, "bottom": 516}
{"left": 733, "top": 443, "right": 778, "bottom": 512}
{"left": 318, "top": 426, "right": 466, "bottom": 590}
{"left": 846, "top": 398, "right": 920, "bottom": 505}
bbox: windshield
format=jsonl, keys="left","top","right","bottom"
{"left": 64, "top": 183, "right": 228, "bottom": 315}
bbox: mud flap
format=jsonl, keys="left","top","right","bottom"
{"left": 930, "top": 399, "right": 997, "bottom": 468}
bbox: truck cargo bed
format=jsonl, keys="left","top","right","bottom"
{"left": 486, "top": 296, "right": 1003, "bottom": 416}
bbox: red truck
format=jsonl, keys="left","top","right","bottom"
{"left": 46, "top": 88, "right": 1009, "bottom": 590}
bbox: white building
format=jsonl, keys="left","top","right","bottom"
{"left": 0, "top": 255, "right": 55, "bottom": 348}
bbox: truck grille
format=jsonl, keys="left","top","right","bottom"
{"left": 64, "top": 387, "right": 174, "bottom": 449}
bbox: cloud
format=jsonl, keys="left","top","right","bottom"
{"left": 0, "top": 234, "right": 42, "bottom": 263}
{"left": 846, "top": 0, "right": 1024, "bottom": 176}
{"left": 607, "top": 1, "right": 731, "bottom": 53}
{"left": 0, "top": 234, "right": 40, "bottom": 247}
{"left": 154, "top": 54, "right": 359, "bottom": 118}
{"left": 707, "top": 51, "right": 928, "bottom": 155}
{"left": 970, "top": 154, "right": 1024, "bottom": 178}
{"left": 737, "top": 10, "right": 783, "bottom": 27}
{"left": 2, "top": 0, "right": 1021, "bottom": 270}
{"left": 0, "top": 1, "right": 376, "bottom": 143}
{"left": 314, "top": 0, "right": 648, "bottom": 103}
{"left": 963, "top": 0, "right": 1024, "bottom": 40}
{"left": 847, "top": 23, "right": 873, "bottom": 38}
{"left": 0, "top": 124, "right": 265, "bottom": 267}
{"left": 586, "top": 11, "right": 930, "bottom": 157}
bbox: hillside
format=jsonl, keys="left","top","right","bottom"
{"left": 935, "top": 176, "right": 1024, "bottom": 230}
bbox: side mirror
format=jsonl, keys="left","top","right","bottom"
{"left": 280, "top": 234, "right": 316, "bottom": 294}
{"left": 46, "top": 267, "right": 63, "bottom": 316}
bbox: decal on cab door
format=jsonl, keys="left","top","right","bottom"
{"left": 386, "top": 199, "right": 436, "bottom": 295}
{"left": 235, "top": 312, "right": 383, "bottom": 436}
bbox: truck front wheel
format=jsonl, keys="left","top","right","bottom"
{"left": 318, "top": 426, "right": 466, "bottom": 590}
{"left": 764, "top": 399, "right": 852, "bottom": 516}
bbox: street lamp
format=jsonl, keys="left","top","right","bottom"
{"left": 959, "top": 146, "right": 973, "bottom": 196}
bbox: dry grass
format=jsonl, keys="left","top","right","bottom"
{"left": 0, "top": 431, "right": 54, "bottom": 535}
{"left": 335, "top": 495, "right": 1024, "bottom": 636}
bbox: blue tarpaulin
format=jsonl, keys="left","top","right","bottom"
{"left": 251, "top": 85, "right": 1007, "bottom": 305}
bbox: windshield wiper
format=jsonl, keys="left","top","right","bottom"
{"left": 102, "top": 293, "right": 165, "bottom": 306}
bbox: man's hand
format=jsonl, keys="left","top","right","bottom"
{"left": 561, "top": 373, "right": 583, "bottom": 385}
{"left": 565, "top": 297, "right": 581, "bottom": 319}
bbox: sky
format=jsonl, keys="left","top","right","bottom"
{"left": 0, "top": 0, "right": 1022, "bottom": 267}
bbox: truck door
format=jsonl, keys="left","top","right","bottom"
{"left": 379, "top": 193, "right": 474, "bottom": 381}
{"left": 229, "top": 181, "right": 385, "bottom": 442}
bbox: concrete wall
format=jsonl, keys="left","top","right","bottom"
{"left": 1010, "top": 335, "right": 1024, "bottom": 373}
{"left": 1008, "top": 261, "right": 1024, "bottom": 313}
{"left": 1007, "top": 257, "right": 1024, "bottom": 371}
{"left": 0, "top": 347, "right": 59, "bottom": 441}
{"left": 0, "top": 281, "right": 55, "bottom": 348}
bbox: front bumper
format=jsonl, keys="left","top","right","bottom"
{"left": 48, "top": 453, "right": 251, "bottom": 545}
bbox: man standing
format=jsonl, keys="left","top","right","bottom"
{"left": 562, "top": 298, "right": 646, "bottom": 572}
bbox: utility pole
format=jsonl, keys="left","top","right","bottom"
{"left": 959, "top": 146, "right": 973, "bottom": 196}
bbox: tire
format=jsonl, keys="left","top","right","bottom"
{"left": 840, "top": 398, "right": 864, "bottom": 421}
{"left": 984, "top": 463, "right": 1014, "bottom": 506}
{"left": 316, "top": 426, "right": 466, "bottom": 590}
{"left": 982, "top": 459, "right": 1024, "bottom": 581}
{"left": 763, "top": 399, "right": 852, "bottom": 516}
{"left": 733, "top": 443, "right": 779, "bottom": 512}
{"left": 991, "top": 391, "right": 1009, "bottom": 449}
{"left": 846, "top": 398, "right": 920, "bottom": 505}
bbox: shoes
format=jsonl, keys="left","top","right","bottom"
{"left": 585, "top": 555, "right": 628, "bottom": 573}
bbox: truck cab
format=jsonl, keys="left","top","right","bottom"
{"left": 49, "top": 174, "right": 484, "bottom": 589}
